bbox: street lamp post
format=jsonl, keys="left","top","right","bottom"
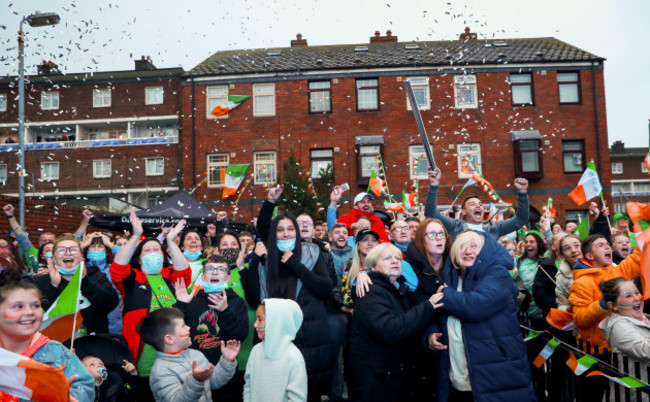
{"left": 17, "top": 12, "right": 60, "bottom": 228}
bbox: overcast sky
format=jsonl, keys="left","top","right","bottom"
{"left": 1, "top": 0, "right": 648, "bottom": 147}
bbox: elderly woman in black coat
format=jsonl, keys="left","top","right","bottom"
{"left": 348, "top": 242, "right": 443, "bottom": 402}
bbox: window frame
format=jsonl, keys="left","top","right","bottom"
{"left": 308, "top": 80, "right": 331, "bottom": 114}
{"left": 611, "top": 163, "right": 623, "bottom": 174}
{"left": 405, "top": 76, "right": 430, "bottom": 111}
{"left": 206, "top": 85, "right": 229, "bottom": 119}
{"left": 453, "top": 75, "right": 478, "bottom": 109}
{"left": 562, "top": 140, "right": 585, "bottom": 174}
{"left": 456, "top": 142, "right": 482, "bottom": 179}
{"left": 253, "top": 151, "right": 277, "bottom": 185}
{"left": 40, "top": 162, "right": 59, "bottom": 181}
{"left": 0, "top": 164, "right": 7, "bottom": 185}
{"left": 310, "top": 148, "right": 334, "bottom": 179}
{"left": 207, "top": 153, "right": 230, "bottom": 188}
{"left": 145, "top": 157, "right": 164, "bottom": 176}
{"left": 252, "top": 83, "right": 275, "bottom": 116}
{"left": 409, "top": 145, "right": 434, "bottom": 180}
{"left": 510, "top": 73, "right": 534, "bottom": 106}
{"left": 356, "top": 144, "right": 383, "bottom": 186}
{"left": 93, "top": 159, "right": 112, "bottom": 179}
{"left": 356, "top": 78, "right": 379, "bottom": 111}
{"left": 41, "top": 92, "right": 60, "bottom": 110}
{"left": 145, "top": 86, "right": 164, "bottom": 105}
{"left": 513, "top": 139, "right": 544, "bottom": 180}
{"left": 92, "top": 89, "right": 112, "bottom": 108}
{"left": 642, "top": 163, "right": 649, "bottom": 174}
{"left": 0, "top": 94, "right": 8, "bottom": 112}
{"left": 558, "top": 71, "right": 581, "bottom": 104}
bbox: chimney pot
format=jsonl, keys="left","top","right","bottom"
{"left": 291, "top": 33, "right": 308, "bottom": 47}
{"left": 374, "top": 31, "right": 380, "bottom": 37}
{"left": 465, "top": 27, "right": 470, "bottom": 33}
{"left": 297, "top": 33, "right": 302, "bottom": 40}
{"left": 386, "top": 30, "right": 392, "bottom": 37}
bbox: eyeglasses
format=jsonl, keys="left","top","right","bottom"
{"left": 424, "top": 232, "right": 447, "bottom": 240}
{"left": 297, "top": 222, "right": 313, "bottom": 228}
{"left": 55, "top": 246, "right": 81, "bottom": 256}
{"left": 392, "top": 226, "right": 410, "bottom": 233}
{"left": 204, "top": 266, "right": 228, "bottom": 274}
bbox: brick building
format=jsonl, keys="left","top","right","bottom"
{"left": 609, "top": 140, "right": 650, "bottom": 213}
{"left": 0, "top": 57, "right": 183, "bottom": 210}
{"left": 182, "top": 29, "right": 611, "bottom": 224}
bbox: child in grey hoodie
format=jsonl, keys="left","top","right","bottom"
{"left": 244, "top": 298, "right": 307, "bottom": 402}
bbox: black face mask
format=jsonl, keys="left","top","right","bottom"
{"left": 221, "top": 248, "right": 240, "bottom": 265}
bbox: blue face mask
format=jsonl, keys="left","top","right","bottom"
{"left": 57, "top": 263, "right": 80, "bottom": 276}
{"left": 203, "top": 281, "right": 228, "bottom": 294}
{"left": 111, "top": 245, "right": 122, "bottom": 255}
{"left": 87, "top": 250, "right": 106, "bottom": 262}
{"left": 183, "top": 249, "right": 202, "bottom": 261}
{"left": 141, "top": 253, "right": 164, "bottom": 275}
{"left": 277, "top": 238, "right": 296, "bottom": 253}
{"left": 44, "top": 252, "right": 53, "bottom": 260}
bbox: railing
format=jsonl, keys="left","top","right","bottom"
{"left": 0, "top": 135, "right": 179, "bottom": 151}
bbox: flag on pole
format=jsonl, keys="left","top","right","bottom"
{"left": 402, "top": 191, "right": 417, "bottom": 212}
{"left": 574, "top": 215, "right": 589, "bottom": 240}
{"left": 384, "top": 202, "right": 405, "bottom": 214}
{"left": 568, "top": 162, "right": 603, "bottom": 205}
{"left": 0, "top": 347, "right": 70, "bottom": 402}
{"left": 40, "top": 265, "right": 83, "bottom": 342}
{"left": 532, "top": 338, "right": 561, "bottom": 368}
{"left": 566, "top": 352, "right": 598, "bottom": 375}
{"left": 547, "top": 198, "right": 557, "bottom": 219}
{"left": 222, "top": 164, "right": 250, "bottom": 198}
{"left": 367, "top": 171, "right": 383, "bottom": 197}
{"left": 210, "top": 95, "right": 251, "bottom": 117}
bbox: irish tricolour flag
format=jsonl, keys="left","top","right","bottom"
{"left": 40, "top": 264, "right": 83, "bottom": 342}
{"left": 210, "top": 95, "right": 251, "bottom": 117}
{"left": 568, "top": 161, "right": 602, "bottom": 205}
{"left": 222, "top": 164, "right": 250, "bottom": 198}
{"left": 0, "top": 348, "right": 70, "bottom": 402}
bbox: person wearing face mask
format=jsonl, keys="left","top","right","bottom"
{"left": 174, "top": 255, "right": 249, "bottom": 402}
{"left": 243, "top": 185, "right": 335, "bottom": 402}
{"left": 178, "top": 229, "right": 206, "bottom": 286}
{"left": 109, "top": 210, "right": 192, "bottom": 399}
{"left": 35, "top": 234, "right": 119, "bottom": 337}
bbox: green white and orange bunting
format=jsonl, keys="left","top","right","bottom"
{"left": 461, "top": 154, "right": 505, "bottom": 204}
{"left": 532, "top": 338, "right": 561, "bottom": 368}
{"left": 566, "top": 352, "right": 598, "bottom": 375}
{"left": 586, "top": 371, "right": 647, "bottom": 389}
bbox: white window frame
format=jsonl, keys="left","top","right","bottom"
{"left": 93, "top": 159, "right": 112, "bottom": 179}
{"left": 254, "top": 151, "right": 277, "bottom": 185}
{"left": 409, "top": 145, "right": 434, "bottom": 180}
{"left": 611, "top": 163, "right": 623, "bottom": 174}
{"left": 93, "top": 89, "right": 111, "bottom": 108}
{"left": 41, "top": 92, "right": 59, "bottom": 110}
{"left": 454, "top": 75, "right": 478, "bottom": 109}
{"left": 0, "top": 94, "right": 7, "bottom": 112}
{"left": 558, "top": 72, "right": 580, "bottom": 104}
{"left": 145, "top": 157, "right": 164, "bottom": 176}
{"left": 456, "top": 143, "right": 482, "bottom": 179}
{"left": 356, "top": 78, "right": 379, "bottom": 111}
{"left": 0, "top": 164, "right": 7, "bottom": 185}
{"left": 145, "top": 86, "right": 164, "bottom": 105}
{"left": 308, "top": 81, "right": 331, "bottom": 113}
{"left": 206, "top": 85, "right": 228, "bottom": 119}
{"left": 207, "top": 153, "right": 229, "bottom": 188}
{"left": 310, "top": 149, "right": 333, "bottom": 179}
{"left": 510, "top": 73, "right": 533, "bottom": 105}
{"left": 41, "top": 162, "right": 59, "bottom": 181}
{"left": 642, "top": 163, "right": 649, "bottom": 174}
{"left": 405, "top": 77, "right": 430, "bottom": 111}
{"left": 253, "top": 83, "right": 275, "bottom": 116}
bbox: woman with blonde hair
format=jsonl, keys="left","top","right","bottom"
{"left": 426, "top": 230, "right": 535, "bottom": 401}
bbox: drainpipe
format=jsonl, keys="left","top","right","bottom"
{"left": 591, "top": 61, "right": 601, "bottom": 173}
{"left": 191, "top": 77, "right": 196, "bottom": 187}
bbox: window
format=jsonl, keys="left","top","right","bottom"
{"left": 558, "top": 72, "right": 580, "bottom": 103}
{"left": 405, "top": 77, "right": 430, "bottom": 110}
{"left": 511, "top": 74, "right": 533, "bottom": 105}
{"left": 252, "top": 83, "right": 275, "bottom": 116}
{"left": 409, "top": 145, "right": 433, "bottom": 180}
{"left": 614, "top": 203, "right": 626, "bottom": 214}
{"left": 93, "top": 89, "right": 111, "bottom": 107}
{"left": 456, "top": 143, "right": 482, "bottom": 179}
{"left": 0, "top": 164, "right": 6, "bottom": 185}
{"left": 254, "top": 152, "right": 276, "bottom": 185}
{"left": 207, "top": 153, "right": 229, "bottom": 187}
{"left": 635, "top": 183, "right": 650, "bottom": 194}
{"left": 145, "top": 157, "right": 164, "bottom": 176}
{"left": 454, "top": 75, "right": 477, "bottom": 109}
{"left": 611, "top": 163, "right": 623, "bottom": 174}
{"left": 562, "top": 140, "right": 585, "bottom": 173}
{"left": 0, "top": 94, "right": 7, "bottom": 112}
{"left": 566, "top": 209, "right": 587, "bottom": 223}
{"left": 642, "top": 163, "right": 649, "bottom": 173}
{"left": 359, "top": 145, "right": 382, "bottom": 179}
{"left": 206, "top": 86, "right": 228, "bottom": 119}
{"left": 611, "top": 182, "right": 630, "bottom": 194}
{"left": 514, "top": 139, "right": 543, "bottom": 179}
{"left": 93, "top": 160, "right": 111, "bottom": 178}
{"left": 308, "top": 81, "right": 331, "bottom": 113}
{"left": 41, "top": 162, "right": 59, "bottom": 181}
{"left": 356, "top": 79, "right": 379, "bottom": 111}
{"left": 310, "top": 149, "right": 333, "bottom": 179}
{"left": 145, "top": 86, "right": 163, "bottom": 105}
{"left": 41, "top": 92, "right": 59, "bottom": 110}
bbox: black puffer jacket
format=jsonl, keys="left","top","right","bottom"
{"left": 348, "top": 271, "right": 436, "bottom": 402}
{"left": 404, "top": 243, "right": 445, "bottom": 305}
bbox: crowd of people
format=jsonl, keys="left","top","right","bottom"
{"left": 0, "top": 166, "right": 648, "bottom": 402}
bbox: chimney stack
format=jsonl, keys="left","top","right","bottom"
{"left": 135, "top": 55, "right": 157, "bottom": 71}
{"left": 291, "top": 33, "right": 308, "bottom": 47}
{"left": 370, "top": 30, "right": 398, "bottom": 43}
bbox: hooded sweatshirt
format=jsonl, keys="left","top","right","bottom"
{"left": 244, "top": 298, "right": 307, "bottom": 402}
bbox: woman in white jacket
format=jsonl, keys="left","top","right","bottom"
{"left": 599, "top": 277, "right": 650, "bottom": 401}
